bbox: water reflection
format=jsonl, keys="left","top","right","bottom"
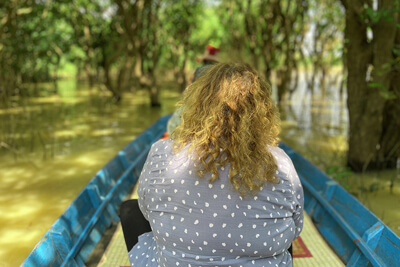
{"left": 0, "top": 77, "right": 398, "bottom": 266}
{"left": 278, "top": 77, "right": 400, "bottom": 240}
{"left": 0, "top": 80, "right": 180, "bottom": 266}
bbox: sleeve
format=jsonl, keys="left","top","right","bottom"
{"left": 137, "top": 145, "right": 155, "bottom": 221}
{"left": 291, "top": 170, "right": 304, "bottom": 239}
{"left": 277, "top": 148, "right": 304, "bottom": 239}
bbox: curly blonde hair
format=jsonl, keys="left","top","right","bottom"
{"left": 172, "top": 63, "right": 281, "bottom": 196}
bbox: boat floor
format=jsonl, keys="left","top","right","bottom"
{"left": 95, "top": 208, "right": 344, "bottom": 267}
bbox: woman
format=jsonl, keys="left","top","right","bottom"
{"left": 129, "top": 63, "right": 304, "bottom": 266}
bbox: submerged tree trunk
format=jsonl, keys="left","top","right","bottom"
{"left": 149, "top": 80, "right": 160, "bottom": 107}
{"left": 342, "top": 0, "right": 400, "bottom": 171}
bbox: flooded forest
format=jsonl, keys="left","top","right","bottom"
{"left": 1, "top": 0, "right": 399, "bottom": 266}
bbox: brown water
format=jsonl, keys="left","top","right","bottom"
{"left": 0, "top": 78, "right": 399, "bottom": 266}
{"left": 0, "top": 80, "right": 180, "bottom": 266}
{"left": 279, "top": 80, "right": 400, "bottom": 237}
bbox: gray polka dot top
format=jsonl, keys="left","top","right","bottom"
{"left": 128, "top": 139, "right": 304, "bottom": 267}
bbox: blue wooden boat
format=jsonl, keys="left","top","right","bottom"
{"left": 21, "top": 115, "right": 400, "bottom": 267}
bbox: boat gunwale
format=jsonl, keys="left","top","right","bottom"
{"left": 21, "top": 115, "right": 171, "bottom": 267}
{"left": 21, "top": 115, "right": 400, "bottom": 267}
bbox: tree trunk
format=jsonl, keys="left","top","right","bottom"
{"left": 104, "top": 63, "right": 121, "bottom": 102}
{"left": 344, "top": 0, "right": 399, "bottom": 171}
{"left": 149, "top": 80, "right": 160, "bottom": 107}
{"left": 117, "top": 55, "right": 134, "bottom": 92}
{"left": 276, "top": 68, "right": 291, "bottom": 103}
{"left": 179, "top": 54, "right": 188, "bottom": 92}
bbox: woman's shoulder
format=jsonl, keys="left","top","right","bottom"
{"left": 150, "top": 138, "right": 174, "bottom": 152}
{"left": 268, "top": 145, "right": 291, "bottom": 164}
{"left": 268, "top": 145, "right": 299, "bottom": 183}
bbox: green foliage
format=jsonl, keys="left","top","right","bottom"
{"left": 0, "top": 0, "right": 75, "bottom": 85}
{"left": 368, "top": 81, "right": 397, "bottom": 100}
{"left": 0, "top": 0, "right": 346, "bottom": 100}
{"left": 158, "top": 0, "right": 205, "bottom": 68}
{"left": 363, "top": 4, "right": 400, "bottom": 24}
{"left": 191, "top": 8, "right": 225, "bottom": 50}
{"left": 326, "top": 166, "right": 353, "bottom": 190}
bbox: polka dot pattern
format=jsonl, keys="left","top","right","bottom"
{"left": 129, "top": 139, "right": 304, "bottom": 267}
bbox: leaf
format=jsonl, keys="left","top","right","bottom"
{"left": 379, "top": 91, "right": 397, "bottom": 100}
{"left": 367, "top": 82, "right": 384, "bottom": 89}
{"left": 364, "top": 7, "right": 381, "bottom": 23}
{"left": 16, "top": 7, "right": 33, "bottom": 15}
{"left": 392, "top": 47, "right": 400, "bottom": 55}
{"left": 384, "top": 15, "right": 394, "bottom": 22}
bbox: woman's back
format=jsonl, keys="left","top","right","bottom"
{"left": 133, "top": 138, "right": 303, "bottom": 266}
{"left": 129, "top": 63, "right": 303, "bottom": 267}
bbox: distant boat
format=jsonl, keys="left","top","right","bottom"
{"left": 21, "top": 115, "right": 400, "bottom": 267}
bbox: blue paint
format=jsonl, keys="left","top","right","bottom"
{"left": 21, "top": 115, "right": 171, "bottom": 267}
{"left": 279, "top": 142, "right": 400, "bottom": 267}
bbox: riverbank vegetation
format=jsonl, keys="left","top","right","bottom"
{"left": 1, "top": 1, "right": 399, "bottom": 172}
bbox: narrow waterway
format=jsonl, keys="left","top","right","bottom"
{"left": 0, "top": 78, "right": 399, "bottom": 266}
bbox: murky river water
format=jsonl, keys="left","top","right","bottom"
{"left": 0, "top": 78, "right": 399, "bottom": 266}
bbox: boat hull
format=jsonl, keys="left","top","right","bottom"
{"left": 22, "top": 115, "right": 400, "bottom": 267}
